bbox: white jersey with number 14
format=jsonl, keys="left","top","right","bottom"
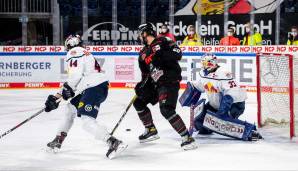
{"left": 65, "top": 46, "right": 108, "bottom": 94}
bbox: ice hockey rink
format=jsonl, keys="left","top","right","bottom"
{"left": 0, "top": 88, "right": 297, "bottom": 170}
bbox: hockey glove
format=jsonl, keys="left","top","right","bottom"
{"left": 62, "top": 82, "right": 75, "bottom": 100}
{"left": 135, "top": 81, "right": 146, "bottom": 97}
{"left": 216, "top": 94, "right": 234, "bottom": 117}
{"left": 45, "top": 95, "right": 59, "bottom": 112}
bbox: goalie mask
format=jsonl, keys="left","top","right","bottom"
{"left": 65, "top": 35, "right": 82, "bottom": 51}
{"left": 201, "top": 53, "right": 218, "bottom": 72}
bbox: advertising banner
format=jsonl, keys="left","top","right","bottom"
{"left": 0, "top": 55, "right": 61, "bottom": 82}
{"left": 84, "top": 12, "right": 298, "bottom": 46}
{"left": 0, "top": 45, "right": 297, "bottom": 91}
{"left": 114, "top": 58, "right": 135, "bottom": 81}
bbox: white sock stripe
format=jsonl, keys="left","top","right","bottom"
{"left": 167, "top": 113, "right": 178, "bottom": 121}
{"left": 137, "top": 109, "right": 145, "bottom": 113}
{"left": 180, "top": 129, "right": 188, "bottom": 136}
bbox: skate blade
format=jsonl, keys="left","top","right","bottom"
{"left": 139, "top": 135, "right": 160, "bottom": 143}
{"left": 251, "top": 137, "right": 263, "bottom": 141}
{"left": 182, "top": 143, "right": 198, "bottom": 151}
{"left": 107, "top": 143, "right": 128, "bottom": 160}
{"left": 46, "top": 147, "right": 60, "bottom": 153}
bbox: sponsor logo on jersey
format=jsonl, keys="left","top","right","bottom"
{"left": 152, "top": 45, "right": 161, "bottom": 52}
{"left": 85, "top": 104, "right": 93, "bottom": 112}
{"left": 203, "top": 113, "right": 245, "bottom": 139}
{"left": 204, "top": 82, "right": 218, "bottom": 93}
{"left": 78, "top": 102, "right": 84, "bottom": 108}
{"left": 173, "top": 47, "right": 181, "bottom": 53}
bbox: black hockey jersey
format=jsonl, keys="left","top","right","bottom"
{"left": 138, "top": 36, "right": 182, "bottom": 83}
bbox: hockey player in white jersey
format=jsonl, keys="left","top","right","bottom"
{"left": 44, "top": 35, "right": 127, "bottom": 159}
{"left": 180, "top": 53, "right": 262, "bottom": 141}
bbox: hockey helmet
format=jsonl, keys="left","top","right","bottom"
{"left": 64, "top": 34, "right": 82, "bottom": 51}
{"left": 138, "top": 22, "right": 156, "bottom": 37}
{"left": 201, "top": 53, "right": 218, "bottom": 71}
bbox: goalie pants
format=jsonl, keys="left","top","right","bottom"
{"left": 133, "top": 81, "right": 189, "bottom": 137}
{"left": 194, "top": 102, "right": 245, "bottom": 133}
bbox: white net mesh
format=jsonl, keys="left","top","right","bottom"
{"left": 258, "top": 54, "right": 298, "bottom": 138}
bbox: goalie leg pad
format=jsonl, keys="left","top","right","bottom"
{"left": 194, "top": 102, "right": 216, "bottom": 133}
{"left": 229, "top": 102, "right": 245, "bottom": 119}
{"left": 203, "top": 111, "right": 257, "bottom": 141}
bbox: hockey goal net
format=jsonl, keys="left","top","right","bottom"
{"left": 256, "top": 53, "right": 298, "bottom": 139}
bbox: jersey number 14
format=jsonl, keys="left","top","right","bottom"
{"left": 69, "top": 59, "right": 101, "bottom": 72}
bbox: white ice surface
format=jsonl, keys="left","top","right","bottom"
{"left": 0, "top": 89, "right": 297, "bottom": 170}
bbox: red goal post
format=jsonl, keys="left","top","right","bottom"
{"left": 256, "top": 53, "right": 298, "bottom": 139}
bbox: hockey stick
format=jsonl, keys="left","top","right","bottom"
{"left": 0, "top": 96, "right": 63, "bottom": 139}
{"left": 0, "top": 72, "right": 82, "bottom": 139}
{"left": 189, "top": 105, "right": 195, "bottom": 136}
{"left": 110, "top": 95, "right": 138, "bottom": 136}
{"left": 110, "top": 76, "right": 149, "bottom": 136}
{"left": 189, "top": 62, "right": 195, "bottom": 136}
{"left": 0, "top": 108, "right": 45, "bottom": 139}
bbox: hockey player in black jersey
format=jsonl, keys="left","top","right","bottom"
{"left": 133, "top": 23, "right": 197, "bottom": 150}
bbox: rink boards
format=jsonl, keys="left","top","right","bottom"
{"left": 0, "top": 45, "right": 297, "bottom": 91}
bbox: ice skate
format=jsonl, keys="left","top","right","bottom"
{"left": 248, "top": 130, "right": 263, "bottom": 141}
{"left": 139, "top": 126, "right": 160, "bottom": 143}
{"left": 181, "top": 135, "right": 197, "bottom": 150}
{"left": 46, "top": 132, "right": 67, "bottom": 153}
{"left": 106, "top": 136, "right": 127, "bottom": 159}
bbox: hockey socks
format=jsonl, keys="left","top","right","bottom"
{"left": 167, "top": 114, "right": 197, "bottom": 150}
{"left": 137, "top": 107, "right": 154, "bottom": 128}
{"left": 168, "top": 114, "right": 188, "bottom": 137}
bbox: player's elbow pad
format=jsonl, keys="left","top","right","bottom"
{"left": 217, "top": 95, "right": 234, "bottom": 116}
